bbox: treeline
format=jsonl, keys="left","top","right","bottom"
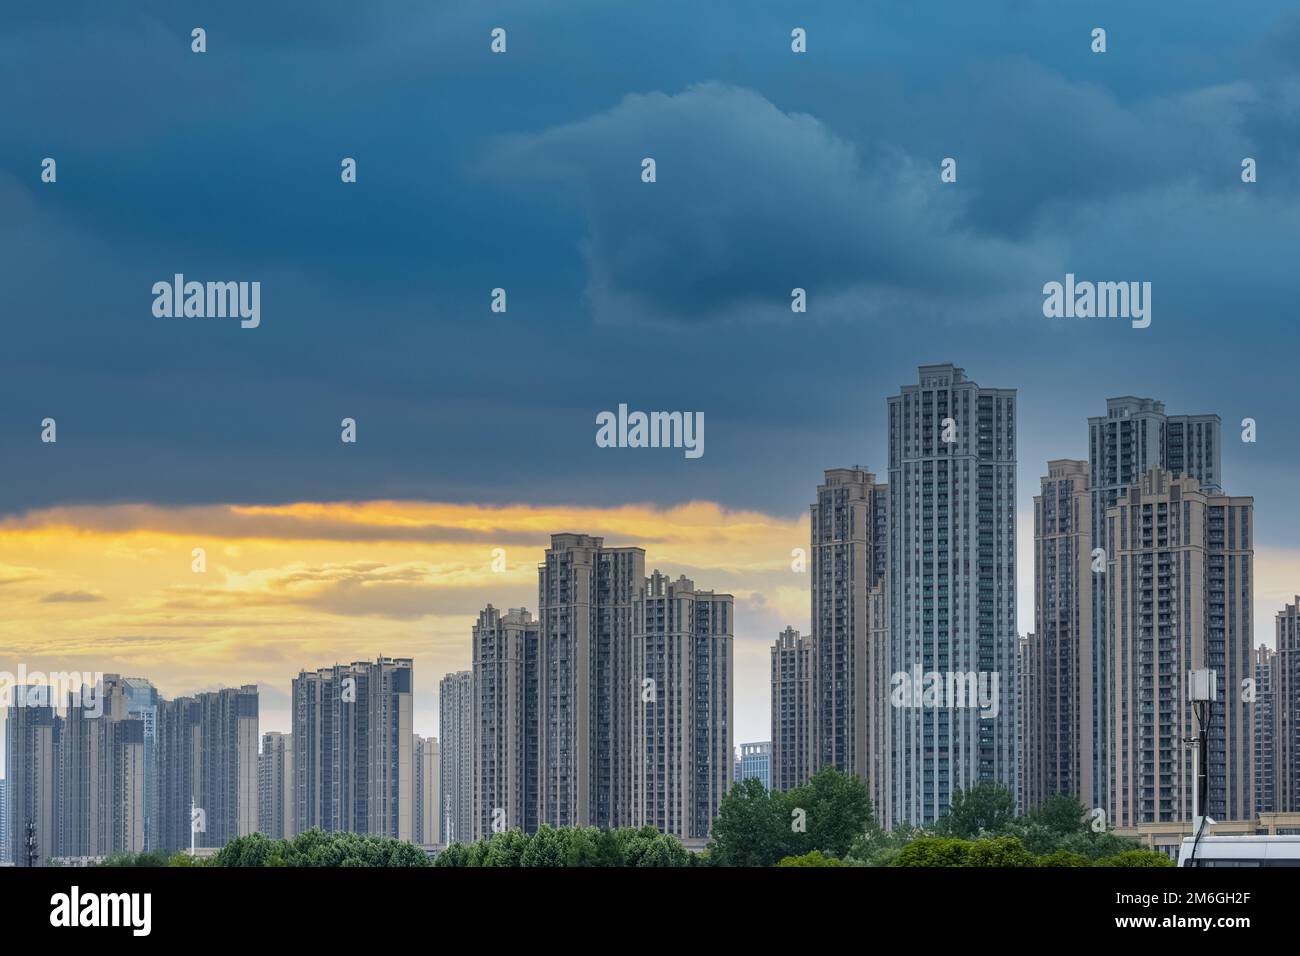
{"left": 712, "top": 769, "right": 1171, "bottom": 867}
{"left": 97, "top": 829, "right": 432, "bottom": 867}
{"left": 95, "top": 770, "right": 1172, "bottom": 867}
{"left": 435, "top": 825, "right": 694, "bottom": 867}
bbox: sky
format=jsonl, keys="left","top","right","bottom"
{"left": 3, "top": 1, "right": 1300, "bottom": 755}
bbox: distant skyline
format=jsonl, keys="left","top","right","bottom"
{"left": 5, "top": 1, "right": 1300, "bottom": 757}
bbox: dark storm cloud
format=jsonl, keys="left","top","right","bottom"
{"left": 0, "top": 0, "right": 1298, "bottom": 534}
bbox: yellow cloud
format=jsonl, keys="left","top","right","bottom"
{"left": 0, "top": 500, "right": 809, "bottom": 723}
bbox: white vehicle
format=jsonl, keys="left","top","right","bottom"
{"left": 1178, "top": 834, "right": 1300, "bottom": 867}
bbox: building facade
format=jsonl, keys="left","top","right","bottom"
{"left": 4, "top": 686, "right": 61, "bottom": 866}
{"left": 1276, "top": 603, "right": 1300, "bottom": 813}
{"left": 1254, "top": 645, "right": 1277, "bottom": 815}
{"left": 293, "top": 658, "right": 413, "bottom": 841}
{"left": 439, "top": 670, "right": 473, "bottom": 844}
{"left": 195, "top": 685, "right": 260, "bottom": 850}
{"left": 811, "top": 468, "right": 888, "bottom": 803}
{"left": 59, "top": 675, "right": 147, "bottom": 858}
{"left": 536, "top": 533, "right": 645, "bottom": 829}
{"left": 258, "top": 731, "right": 294, "bottom": 840}
{"left": 1029, "top": 459, "right": 1093, "bottom": 810}
{"left": 413, "top": 735, "right": 440, "bottom": 845}
{"left": 735, "top": 742, "right": 772, "bottom": 792}
{"left": 472, "top": 606, "right": 539, "bottom": 839}
{"left": 1105, "top": 468, "right": 1252, "bottom": 827}
{"left": 1087, "top": 397, "right": 1220, "bottom": 809}
{"left": 887, "top": 364, "right": 1018, "bottom": 826}
{"left": 771, "top": 627, "right": 814, "bottom": 793}
{"left": 632, "top": 572, "right": 734, "bottom": 839}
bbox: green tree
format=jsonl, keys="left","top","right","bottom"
{"left": 706, "top": 777, "right": 792, "bottom": 866}
{"left": 891, "top": 836, "right": 973, "bottom": 867}
{"left": 520, "top": 825, "right": 568, "bottom": 867}
{"left": 937, "top": 783, "right": 1016, "bottom": 838}
{"left": 433, "top": 842, "right": 473, "bottom": 867}
{"left": 846, "top": 822, "right": 920, "bottom": 867}
{"left": 1094, "top": 849, "right": 1173, "bottom": 867}
{"left": 784, "top": 767, "right": 875, "bottom": 859}
{"left": 1037, "top": 849, "right": 1091, "bottom": 867}
{"left": 1031, "top": 794, "right": 1090, "bottom": 836}
{"left": 965, "top": 836, "right": 1035, "bottom": 867}
{"left": 777, "top": 850, "right": 845, "bottom": 867}
{"left": 483, "top": 829, "right": 529, "bottom": 867}
{"left": 623, "top": 827, "right": 690, "bottom": 867}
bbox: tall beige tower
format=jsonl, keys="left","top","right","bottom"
{"left": 1029, "top": 459, "right": 1093, "bottom": 811}
{"left": 472, "top": 606, "right": 539, "bottom": 839}
{"left": 537, "top": 533, "right": 645, "bottom": 828}
{"left": 811, "top": 468, "right": 888, "bottom": 790}
{"left": 771, "top": 626, "right": 814, "bottom": 793}
{"left": 259, "top": 731, "right": 294, "bottom": 840}
{"left": 1276, "top": 601, "right": 1300, "bottom": 813}
{"left": 1105, "top": 468, "right": 1253, "bottom": 827}
{"left": 413, "top": 735, "right": 441, "bottom": 845}
{"left": 631, "top": 572, "right": 734, "bottom": 840}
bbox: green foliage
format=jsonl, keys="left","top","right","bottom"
{"left": 433, "top": 824, "right": 692, "bottom": 867}
{"left": 706, "top": 777, "right": 795, "bottom": 866}
{"left": 892, "top": 835, "right": 1033, "bottom": 867}
{"left": 777, "top": 850, "right": 845, "bottom": 867}
{"left": 785, "top": 767, "right": 875, "bottom": 859}
{"left": 706, "top": 769, "right": 875, "bottom": 866}
{"left": 1031, "top": 794, "right": 1090, "bottom": 835}
{"left": 965, "top": 835, "right": 1036, "bottom": 867}
{"left": 209, "top": 828, "right": 432, "bottom": 867}
{"left": 98, "top": 849, "right": 173, "bottom": 867}
{"left": 845, "top": 822, "right": 920, "bottom": 867}
{"left": 891, "top": 836, "right": 969, "bottom": 866}
{"left": 519, "top": 826, "right": 568, "bottom": 867}
{"left": 1093, "top": 849, "right": 1174, "bottom": 867}
{"left": 1037, "top": 849, "right": 1092, "bottom": 867}
{"left": 935, "top": 783, "right": 1016, "bottom": 838}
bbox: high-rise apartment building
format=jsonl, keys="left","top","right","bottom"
{"left": 413, "top": 735, "right": 440, "bottom": 845}
{"left": 1276, "top": 602, "right": 1300, "bottom": 813}
{"left": 439, "top": 670, "right": 473, "bottom": 843}
{"left": 632, "top": 571, "right": 734, "bottom": 840}
{"left": 293, "top": 658, "right": 413, "bottom": 840}
{"left": 155, "top": 696, "right": 201, "bottom": 853}
{"left": 121, "top": 678, "right": 158, "bottom": 851}
{"left": 1105, "top": 468, "right": 1252, "bottom": 827}
{"left": 259, "top": 731, "right": 294, "bottom": 840}
{"left": 1088, "top": 398, "right": 1220, "bottom": 809}
{"left": 196, "top": 685, "right": 260, "bottom": 849}
{"left": 536, "top": 533, "right": 644, "bottom": 829}
{"left": 4, "top": 686, "right": 61, "bottom": 866}
{"left": 771, "top": 627, "right": 814, "bottom": 793}
{"left": 1017, "top": 634, "right": 1037, "bottom": 815}
{"left": 1029, "top": 459, "right": 1093, "bottom": 810}
{"left": 811, "top": 468, "right": 888, "bottom": 803}
{"left": 0, "top": 777, "right": 8, "bottom": 864}
{"left": 60, "top": 674, "right": 146, "bottom": 858}
{"left": 888, "top": 364, "right": 1018, "bottom": 826}
{"left": 472, "top": 606, "right": 539, "bottom": 839}
{"left": 1254, "top": 644, "right": 1278, "bottom": 815}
